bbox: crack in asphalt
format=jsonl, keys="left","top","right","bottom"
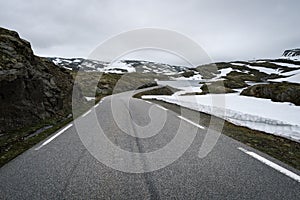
{"left": 125, "top": 100, "right": 161, "bottom": 200}
{"left": 61, "top": 148, "right": 87, "bottom": 197}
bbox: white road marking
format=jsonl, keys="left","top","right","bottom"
{"left": 82, "top": 110, "right": 91, "bottom": 117}
{"left": 178, "top": 116, "right": 205, "bottom": 130}
{"left": 94, "top": 104, "right": 100, "bottom": 108}
{"left": 156, "top": 105, "right": 168, "bottom": 111}
{"left": 144, "top": 101, "right": 153, "bottom": 104}
{"left": 35, "top": 124, "right": 73, "bottom": 150}
{"left": 238, "top": 147, "right": 300, "bottom": 183}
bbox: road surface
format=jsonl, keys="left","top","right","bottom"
{"left": 1, "top": 91, "right": 299, "bottom": 199}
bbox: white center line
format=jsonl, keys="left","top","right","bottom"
{"left": 35, "top": 124, "right": 73, "bottom": 150}
{"left": 82, "top": 110, "right": 91, "bottom": 117}
{"left": 238, "top": 147, "right": 300, "bottom": 183}
{"left": 156, "top": 105, "right": 168, "bottom": 111}
{"left": 178, "top": 116, "right": 205, "bottom": 130}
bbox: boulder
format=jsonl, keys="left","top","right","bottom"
{"left": 241, "top": 83, "right": 300, "bottom": 105}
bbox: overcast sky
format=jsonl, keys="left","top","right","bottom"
{"left": 0, "top": 0, "right": 299, "bottom": 65}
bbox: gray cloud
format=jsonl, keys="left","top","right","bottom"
{"left": 0, "top": 0, "right": 299, "bottom": 65}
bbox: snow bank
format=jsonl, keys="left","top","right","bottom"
{"left": 142, "top": 93, "right": 300, "bottom": 142}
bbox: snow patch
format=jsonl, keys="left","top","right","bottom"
{"left": 85, "top": 97, "right": 96, "bottom": 101}
{"left": 270, "top": 62, "right": 300, "bottom": 68}
{"left": 246, "top": 65, "right": 281, "bottom": 74}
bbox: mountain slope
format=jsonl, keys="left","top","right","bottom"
{"left": 139, "top": 57, "right": 300, "bottom": 142}
{"left": 48, "top": 57, "right": 188, "bottom": 75}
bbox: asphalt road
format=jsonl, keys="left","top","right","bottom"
{"left": 1, "top": 91, "right": 300, "bottom": 199}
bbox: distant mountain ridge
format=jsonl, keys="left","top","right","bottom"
{"left": 47, "top": 57, "right": 188, "bottom": 75}
{"left": 48, "top": 54, "right": 300, "bottom": 107}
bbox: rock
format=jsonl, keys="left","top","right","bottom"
{"left": 136, "top": 82, "right": 158, "bottom": 89}
{"left": 0, "top": 27, "right": 84, "bottom": 134}
{"left": 282, "top": 48, "right": 300, "bottom": 57}
{"left": 181, "top": 70, "right": 196, "bottom": 78}
{"left": 200, "top": 82, "right": 236, "bottom": 94}
{"left": 241, "top": 83, "right": 300, "bottom": 105}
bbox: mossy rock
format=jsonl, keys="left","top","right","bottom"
{"left": 200, "top": 82, "right": 235, "bottom": 94}
{"left": 223, "top": 79, "right": 249, "bottom": 89}
{"left": 241, "top": 82, "right": 300, "bottom": 105}
{"left": 181, "top": 70, "right": 196, "bottom": 78}
{"left": 133, "top": 86, "right": 179, "bottom": 98}
{"left": 195, "top": 64, "right": 218, "bottom": 79}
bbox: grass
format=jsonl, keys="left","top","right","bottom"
{"left": 134, "top": 88, "right": 300, "bottom": 170}
{"left": 0, "top": 116, "right": 73, "bottom": 167}
{"left": 222, "top": 121, "right": 300, "bottom": 170}
{"left": 0, "top": 93, "right": 107, "bottom": 168}
{"left": 152, "top": 100, "right": 300, "bottom": 170}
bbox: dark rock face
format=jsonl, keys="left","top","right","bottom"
{"left": 282, "top": 49, "right": 300, "bottom": 57}
{"left": 241, "top": 83, "right": 300, "bottom": 106}
{"left": 0, "top": 27, "right": 83, "bottom": 133}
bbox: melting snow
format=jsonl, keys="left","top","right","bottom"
{"left": 218, "top": 68, "right": 234, "bottom": 77}
{"left": 246, "top": 65, "right": 281, "bottom": 74}
{"left": 174, "top": 74, "right": 203, "bottom": 80}
{"left": 85, "top": 97, "right": 96, "bottom": 101}
{"left": 230, "top": 62, "right": 245, "bottom": 66}
{"left": 107, "top": 61, "right": 136, "bottom": 73}
{"left": 270, "top": 62, "right": 300, "bottom": 68}
{"left": 143, "top": 93, "right": 300, "bottom": 142}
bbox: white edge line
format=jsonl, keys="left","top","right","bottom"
{"left": 178, "top": 116, "right": 205, "bottom": 130}
{"left": 95, "top": 98, "right": 105, "bottom": 107}
{"left": 82, "top": 110, "right": 91, "bottom": 117}
{"left": 238, "top": 147, "right": 300, "bottom": 183}
{"left": 35, "top": 124, "right": 73, "bottom": 150}
{"left": 156, "top": 105, "right": 168, "bottom": 111}
{"left": 144, "top": 100, "right": 153, "bottom": 104}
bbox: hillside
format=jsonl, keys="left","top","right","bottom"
{"left": 138, "top": 58, "right": 300, "bottom": 142}
{"left": 50, "top": 55, "right": 300, "bottom": 107}
{"left": 0, "top": 26, "right": 299, "bottom": 170}
{"left": 0, "top": 27, "right": 84, "bottom": 134}
{"left": 47, "top": 57, "right": 188, "bottom": 75}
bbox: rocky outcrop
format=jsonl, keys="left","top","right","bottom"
{"left": 240, "top": 83, "right": 300, "bottom": 106}
{"left": 282, "top": 49, "right": 300, "bottom": 57}
{"left": 0, "top": 27, "right": 84, "bottom": 133}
